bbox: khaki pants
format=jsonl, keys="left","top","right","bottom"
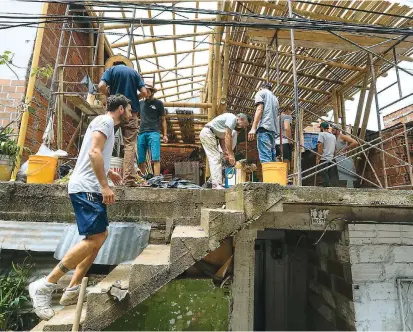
{"left": 200, "top": 127, "right": 222, "bottom": 186}
{"left": 121, "top": 112, "right": 139, "bottom": 184}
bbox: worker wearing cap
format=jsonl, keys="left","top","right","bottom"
{"left": 248, "top": 83, "right": 280, "bottom": 163}
{"left": 138, "top": 82, "right": 167, "bottom": 176}
{"left": 98, "top": 54, "right": 148, "bottom": 187}
{"left": 317, "top": 122, "right": 339, "bottom": 187}
{"left": 200, "top": 113, "right": 250, "bottom": 189}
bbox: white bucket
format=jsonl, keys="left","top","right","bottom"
{"left": 110, "top": 157, "right": 124, "bottom": 178}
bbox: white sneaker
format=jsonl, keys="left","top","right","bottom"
{"left": 60, "top": 285, "right": 88, "bottom": 306}
{"left": 29, "top": 277, "right": 57, "bottom": 321}
{"left": 213, "top": 184, "right": 225, "bottom": 190}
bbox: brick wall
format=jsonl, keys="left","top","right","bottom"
{"left": 306, "top": 231, "right": 356, "bottom": 331}
{"left": 347, "top": 223, "right": 413, "bottom": 330}
{"left": 0, "top": 79, "right": 25, "bottom": 130}
{"left": 383, "top": 104, "right": 413, "bottom": 128}
{"left": 24, "top": 3, "right": 97, "bottom": 157}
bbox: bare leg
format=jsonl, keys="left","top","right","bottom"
{"left": 47, "top": 231, "right": 108, "bottom": 284}
{"left": 139, "top": 163, "right": 146, "bottom": 175}
{"left": 68, "top": 250, "right": 99, "bottom": 288}
{"left": 153, "top": 161, "right": 160, "bottom": 176}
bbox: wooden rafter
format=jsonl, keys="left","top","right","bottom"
{"left": 141, "top": 63, "right": 208, "bottom": 75}
{"left": 130, "top": 48, "right": 208, "bottom": 61}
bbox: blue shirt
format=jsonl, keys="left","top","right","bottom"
{"left": 100, "top": 64, "right": 145, "bottom": 113}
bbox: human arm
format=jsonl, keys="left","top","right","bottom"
{"left": 341, "top": 134, "right": 358, "bottom": 153}
{"left": 284, "top": 118, "right": 292, "bottom": 143}
{"left": 225, "top": 128, "right": 235, "bottom": 166}
{"left": 249, "top": 103, "right": 263, "bottom": 141}
{"left": 138, "top": 87, "right": 148, "bottom": 100}
{"left": 98, "top": 69, "right": 111, "bottom": 106}
{"left": 107, "top": 169, "right": 122, "bottom": 186}
{"left": 136, "top": 73, "right": 148, "bottom": 100}
{"left": 161, "top": 116, "right": 168, "bottom": 143}
{"left": 316, "top": 142, "right": 323, "bottom": 165}
{"left": 88, "top": 131, "right": 115, "bottom": 204}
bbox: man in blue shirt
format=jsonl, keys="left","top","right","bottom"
{"left": 99, "top": 55, "right": 148, "bottom": 186}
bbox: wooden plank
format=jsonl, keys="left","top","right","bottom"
{"left": 65, "top": 95, "right": 104, "bottom": 116}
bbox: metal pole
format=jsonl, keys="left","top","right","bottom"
{"left": 127, "top": 8, "right": 137, "bottom": 58}
{"left": 288, "top": 0, "right": 301, "bottom": 186}
{"left": 369, "top": 53, "right": 388, "bottom": 188}
{"left": 393, "top": 47, "right": 403, "bottom": 99}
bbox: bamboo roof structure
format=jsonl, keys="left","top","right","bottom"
{"left": 91, "top": 1, "right": 413, "bottom": 144}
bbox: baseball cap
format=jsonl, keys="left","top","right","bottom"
{"left": 320, "top": 122, "right": 330, "bottom": 129}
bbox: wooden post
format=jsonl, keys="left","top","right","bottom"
{"left": 98, "top": 13, "right": 105, "bottom": 86}
{"left": 211, "top": 1, "right": 223, "bottom": 120}
{"left": 221, "top": 25, "right": 230, "bottom": 114}
{"left": 360, "top": 81, "right": 375, "bottom": 140}
{"left": 352, "top": 72, "right": 369, "bottom": 136}
{"left": 72, "top": 277, "right": 88, "bottom": 332}
{"left": 332, "top": 89, "right": 339, "bottom": 124}
{"left": 340, "top": 92, "right": 346, "bottom": 129}
{"left": 57, "top": 69, "right": 64, "bottom": 150}
{"left": 207, "top": 34, "right": 214, "bottom": 121}
{"left": 217, "top": 49, "right": 223, "bottom": 115}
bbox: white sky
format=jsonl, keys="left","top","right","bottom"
{"left": 0, "top": 0, "right": 412, "bottom": 130}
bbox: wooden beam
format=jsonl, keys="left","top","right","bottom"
{"left": 228, "top": 40, "right": 366, "bottom": 71}
{"left": 160, "top": 74, "right": 206, "bottom": 84}
{"left": 141, "top": 63, "right": 208, "bottom": 75}
{"left": 235, "top": 59, "right": 344, "bottom": 85}
{"left": 158, "top": 88, "right": 201, "bottom": 100}
{"left": 164, "top": 102, "right": 212, "bottom": 108}
{"left": 131, "top": 48, "right": 209, "bottom": 61}
{"left": 332, "top": 89, "right": 339, "bottom": 124}
{"left": 234, "top": 72, "right": 330, "bottom": 95}
{"left": 111, "top": 32, "right": 210, "bottom": 48}
{"left": 212, "top": 1, "right": 223, "bottom": 119}
{"left": 191, "top": 1, "right": 200, "bottom": 93}
{"left": 104, "top": 17, "right": 216, "bottom": 30}
{"left": 340, "top": 92, "right": 346, "bottom": 127}
{"left": 157, "top": 79, "right": 205, "bottom": 92}
{"left": 165, "top": 113, "right": 208, "bottom": 119}
{"left": 221, "top": 25, "right": 230, "bottom": 114}
{"left": 207, "top": 34, "right": 214, "bottom": 120}
{"left": 353, "top": 72, "right": 369, "bottom": 136}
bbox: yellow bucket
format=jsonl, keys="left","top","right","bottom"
{"left": 262, "top": 162, "right": 288, "bottom": 185}
{"left": 0, "top": 157, "right": 12, "bottom": 181}
{"left": 27, "top": 155, "right": 58, "bottom": 184}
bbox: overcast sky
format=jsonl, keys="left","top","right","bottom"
{"left": 0, "top": 0, "right": 412, "bottom": 131}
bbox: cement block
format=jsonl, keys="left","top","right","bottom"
{"left": 400, "top": 225, "right": 413, "bottom": 232}
{"left": 335, "top": 244, "right": 350, "bottom": 263}
{"left": 393, "top": 246, "right": 413, "bottom": 263}
{"left": 362, "top": 282, "right": 398, "bottom": 301}
{"left": 354, "top": 299, "right": 398, "bottom": 323}
{"left": 351, "top": 263, "right": 385, "bottom": 282}
{"left": 384, "top": 262, "right": 413, "bottom": 279}
{"left": 320, "top": 286, "right": 336, "bottom": 309}
{"left": 358, "top": 245, "right": 392, "bottom": 263}
{"left": 171, "top": 226, "right": 208, "bottom": 262}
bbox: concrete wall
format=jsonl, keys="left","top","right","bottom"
{"left": 348, "top": 223, "right": 413, "bottom": 330}
{"left": 306, "top": 231, "right": 355, "bottom": 331}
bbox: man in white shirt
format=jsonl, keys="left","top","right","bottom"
{"left": 200, "top": 113, "right": 250, "bottom": 189}
{"left": 29, "top": 94, "right": 132, "bottom": 321}
{"left": 317, "top": 122, "right": 339, "bottom": 187}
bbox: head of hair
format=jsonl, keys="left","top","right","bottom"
{"left": 237, "top": 113, "right": 251, "bottom": 124}
{"left": 320, "top": 121, "right": 330, "bottom": 130}
{"left": 113, "top": 61, "right": 127, "bottom": 66}
{"left": 263, "top": 82, "right": 273, "bottom": 90}
{"left": 107, "top": 94, "right": 131, "bottom": 112}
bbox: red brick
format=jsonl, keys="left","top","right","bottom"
{"left": 0, "top": 79, "right": 11, "bottom": 85}
{"left": 0, "top": 92, "right": 7, "bottom": 99}
{"left": 16, "top": 86, "right": 25, "bottom": 93}
{"left": 8, "top": 93, "right": 23, "bottom": 100}
{"left": 11, "top": 80, "right": 25, "bottom": 86}
{"left": 2, "top": 86, "right": 16, "bottom": 93}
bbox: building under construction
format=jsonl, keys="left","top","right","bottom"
{"left": 1, "top": 1, "right": 413, "bottom": 331}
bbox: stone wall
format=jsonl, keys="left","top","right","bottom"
{"left": 348, "top": 223, "right": 413, "bottom": 330}
{"left": 306, "top": 231, "right": 355, "bottom": 331}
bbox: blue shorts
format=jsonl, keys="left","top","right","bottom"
{"left": 138, "top": 131, "right": 161, "bottom": 163}
{"left": 257, "top": 131, "right": 277, "bottom": 163}
{"left": 69, "top": 193, "right": 108, "bottom": 236}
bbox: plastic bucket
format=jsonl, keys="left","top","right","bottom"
{"left": 27, "top": 155, "right": 58, "bottom": 184}
{"left": 0, "top": 155, "right": 12, "bottom": 181}
{"left": 224, "top": 167, "right": 236, "bottom": 188}
{"left": 262, "top": 162, "right": 288, "bottom": 185}
{"left": 110, "top": 157, "right": 124, "bottom": 178}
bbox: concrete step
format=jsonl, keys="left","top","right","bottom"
{"left": 41, "top": 305, "right": 86, "bottom": 331}
{"left": 201, "top": 208, "right": 245, "bottom": 250}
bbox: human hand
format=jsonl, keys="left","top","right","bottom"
{"left": 228, "top": 154, "right": 236, "bottom": 166}
{"left": 162, "top": 136, "right": 169, "bottom": 144}
{"left": 108, "top": 170, "right": 123, "bottom": 186}
{"left": 248, "top": 128, "right": 256, "bottom": 141}
{"left": 316, "top": 158, "right": 321, "bottom": 165}
{"left": 101, "top": 185, "right": 115, "bottom": 205}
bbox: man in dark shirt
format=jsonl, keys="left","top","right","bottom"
{"left": 98, "top": 55, "right": 148, "bottom": 186}
{"left": 138, "top": 83, "right": 167, "bottom": 176}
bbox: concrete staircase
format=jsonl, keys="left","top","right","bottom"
{"left": 36, "top": 208, "right": 245, "bottom": 331}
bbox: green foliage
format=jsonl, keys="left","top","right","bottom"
{"left": 0, "top": 127, "right": 21, "bottom": 167}
{"left": 0, "top": 259, "right": 38, "bottom": 331}
{"left": 31, "top": 64, "right": 53, "bottom": 80}
{"left": 0, "top": 51, "right": 13, "bottom": 65}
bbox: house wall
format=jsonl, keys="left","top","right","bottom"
{"left": 383, "top": 104, "right": 413, "bottom": 128}
{"left": 0, "top": 79, "right": 25, "bottom": 130}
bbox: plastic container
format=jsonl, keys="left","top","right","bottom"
{"left": 224, "top": 167, "right": 236, "bottom": 188}
{"left": 110, "top": 157, "right": 124, "bottom": 178}
{"left": 27, "top": 155, "right": 58, "bottom": 184}
{"left": 262, "top": 162, "right": 288, "bottom": 185}
{"left": 0, "top": 155, "right": 12, "bottom": 181}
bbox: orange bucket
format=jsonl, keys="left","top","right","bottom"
{"left": 27, "top": 155, "right": 58, "bottom": 184}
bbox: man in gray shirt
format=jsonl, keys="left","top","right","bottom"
{"left": 317, "top": 122, "right": 339, "bottom": 187}
{"left": 248, "top": 83, "right": 279, "bottom": 163}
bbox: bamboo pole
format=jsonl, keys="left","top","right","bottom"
{"left": 157, "top": 79, "right": 205, "bottom": 92}
{"left": 191, "top": 1, "right": 199, "bottom": 93}
{"left": 211, "top": 1, "right": 223, "bottom": 120}
{"left": 158, "top": 88, "right": 200, "bottom": 100}
{"left": 104, "top": 18, "right": 216, "bottom": 30}
{"left": 352, "top": 72, "right": 369, "bottom": 136}
{"left": 207, "top": 34, "right": 214, "bottom": 121}
{"left": 57, "top": 69, "right": 63, "bottom": 150}
{"left": 147, "top": 9, "right": 165, "bottom": 93}
{"left": 164, "top": 102, "right": 212, "bottom": 108}
{"left": 12, "top": 2, "right": 49, "bottom": 179}
{"left": 221, "top": 25, "right": 230, "bottom": 114}
{"left": 165, "top": 113, "right": 208, "bottom": 119}
{"left": 98, "top": 13, "right": 105, "bottom": 84}
{"left": 360, "top": 82, "right": 375, "bottom": 140}
{"left": 340, "top": 92, "right": 346, "bottom": 129}
{"left": 332, "top": 89, "right": 339, "bottom": 124}
{"left": 141, "top": 63, "right": 208, "bottom": 75}
{"left": 111, "top": 32, "right": 210, "bottom": 48}
{"left": 160, "top": 74, "right": 206, "bottom": 85}
{"left": 88, "top": 31, "right": 94, "bottom": 81}
{"left": 131, "top": 48, "right": 208, "bottom": 61}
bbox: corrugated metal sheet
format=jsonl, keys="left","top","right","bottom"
{"left": 54, "top": 223, "right": 151, "bottom": 265}
{"left": 0, "top": 220, "right": 69, "bottom": 252}
{"left": 0, "top": 221, "right": 151, "bottom": 265}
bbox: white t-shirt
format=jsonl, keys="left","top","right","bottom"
{"left": 207, "top": 113, "right": 237, "bottom": 139}
{"left": 68, "top": 115, "right": 115, "bottom": 194}
{"left": 317, "top": 131, "right": 336, "bottom": 161}
{"left": 218, "top": 130, "right": 238, "bottom": 153}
